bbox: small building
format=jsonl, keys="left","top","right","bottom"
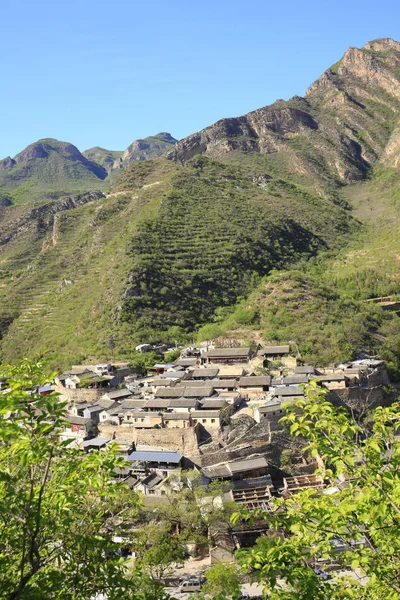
{"left": 176, "top": 357, "right": 198, "bottom": 368}
{"left": 127, "top": 450, "right": 182, "bottom": 476}
{"left": 61, "top": 415, "right": 91, "bottom": 441}
{"left": 216, "top": 366, "right": 245, "bottom": 379}
{"left": 143, "top": 399, "right": 171, "bottom": 412}
{"left": 218, "top": 392, "right": 242, "bottom": 407}
{"left": 82, "top": 436, "right": 110, "bottom": 451}
{"left": 273, "top": 386, "right": 305, "bottom": 402}
{"left": 155, "top": 386, "right": 215, "bottom": 399}
{"left": 203, "top": 456, "right": 269, "bottom": 482}
{"left": 228, "top": 475, "right": 274, "bottom": 510}
{"left": 149, "top": 363, "right": 178, "bottom": 375}
{"left": 260, "top": 346, "right": 290, "bottom": 361}
{"left": 256, "top": 400, "right": 285, "bottom": 422}
{"left": 272, "top": 374, "right": 309, "bottom": 387}
{"left": 167, "top": 398, "right": 200, "bottom": 412}
{"left": 102, "top": 388, "right": 133, "bottom": 402}
{"left": 315, "top": 373, "right": 346, "bottom": 390}
{"left": 199, "top": 398, "right": 227, "bottom": 410}
{"left": 81, "top": 404, "right": 103, "bottom": 425}
{"left": 191, "top": 410, "right": 222, "bottom": 428}
{"left": 162, "top": 412, "right": 192, "bottom": 428}
{"left": 210, "top": 379, "right": 238, "bottom": 391}
{"left": 281, "top": 474, "right": 324, "bottom": 495}
{"left": 122, "top": 410, "right": 162, "bottom": 428}
{"left": 295, "top": 366, "right": 315, "bottom": 375}
{"left": 191, "top": 367, "right": 220, "bottom": 379}
{"left": 152, "top": 378, "right": 174, "bottom": 388}
{"left": 98, "top": 402, "right": 121, "bottom": 423}
{"left": 133, "top": 472, "right": 168, "bottom": 496}
{"left": 119, "top": 399, "right": 147, "bottom": 410}
{"left": 239, "top": 376, "right": 271, "bottom": 396}
{"left": 202, "top": 347, "right": 253, "bottom": 365}
{"left": 159, "top": 370, "right": 185, "bottom": 381}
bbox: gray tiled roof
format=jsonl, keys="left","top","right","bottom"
{"left": 274, "top": 386, "right": 304, "bottom": 397}
{"left": 239, "top": 376, "right": 271, "bottom": 386}
{"left": 192, "top": 410, "right": 221, "bottom": 418}
{"left": 162, "top": 412, "right": 191, "bottom": 420}
{"left": 192, "top": 368, "right": 219, "bottom": 378}
{"left": 66, "top": 415, "right": 89, "bottom": 425}
{"left": 204, "top": 347, "right": 251, "bottom": 358}
{"left": 260, "top": 345, "right": 290, "bottom": 355}
{"left": 128, "top": 450, "right": 182, "bottom": 463}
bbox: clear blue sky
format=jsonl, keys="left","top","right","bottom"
{"left": 1, "top": 0, "right": 400, "bottom": 158}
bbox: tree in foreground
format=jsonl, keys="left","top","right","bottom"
{"left": 200, "top": 562, "right": 242, "bottom": 600}
{"left": 234, "top": 382, "right": 400, "bottom": 600}
{"left": 0, "top": 360, "right": 168, "bottom": 600}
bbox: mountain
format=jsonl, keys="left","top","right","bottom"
{"left": 82, "top": 147, "right": 123, "bottom": 173}
{"left": 0, "top": 134, "right": 177, "bottom": 205}
{"left": 166, "top": 38, "right": 400, "bottom": 186}
{"left": 0, "top": 139, "right": 108, "bottom": 204}
{"left": 112, "top": 132, "right": 177, "bottom": 170}
{"left": 1, "top": 38, "right": 400, "bottom": 371}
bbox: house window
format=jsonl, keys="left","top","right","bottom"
{"left": 202, "top": 419, "right": 206, "bottom": 424}
{"left": 211, "top": 419, "right": 215, "bottom": 423}
{"left": 141, "top": 418, "right": 145, "bottom": 422}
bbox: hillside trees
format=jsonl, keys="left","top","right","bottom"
{"left": 0, "top": 360, "right": 166, "bottom": 600}
{"left": 234, "top": 383, "right": 400, "bottom": 599}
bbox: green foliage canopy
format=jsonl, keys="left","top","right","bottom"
{"left": 234, "top": 383, "right": 400, "bottom": 599}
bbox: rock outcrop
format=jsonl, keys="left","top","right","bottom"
{"left": 167, "top": 38, "right": 400, "bottom": 185}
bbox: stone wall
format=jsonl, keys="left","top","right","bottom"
{"left": 331, "top": 386, "right": 391, "bottom": 413}
{"left": 98, "top": 422, "right": 202, "bottom": 463}
{"left": 55, "top": 382, "right": 104, "bottom": 405}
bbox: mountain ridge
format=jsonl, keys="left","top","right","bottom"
{"left": 1, "top": 38, "right": 400, "bottom": 370}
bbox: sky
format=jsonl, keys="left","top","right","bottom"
{"left": 1, "top": 0, "right": 400, "bottom": 158}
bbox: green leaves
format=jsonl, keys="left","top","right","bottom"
{"left": 235, "top": 384, "right": 400, "bottom": 600}
{"left": 0, "top": 360, "right": 145, "bottom": 600}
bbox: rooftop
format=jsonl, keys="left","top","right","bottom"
{"left": 82, "top": 436, "right": 110, "bottom": 448}
{"left": 127, "top": 450, "right": 182, "bottom": 464}
{"left": 162, "top": 412, "right": 191, "bottom": 420}
{"left": 204, "top": 347, "right": 251, "bottom": 358}
{"left": 192, "top": 410, "right": 221, "bottom": 418}
{"left": 192, "top": 368, "right": 219, "bottom": 378}
{"left": 103, "top": 389, "right": 133, "bottom": 400}
{"left": 274, "top": 386, "right": 304, "bottom": 397}
{"left": 260, "top": 345, "right": 290, "bottom": 355}
{"left": 239, "top": 376, "right": 271, "bottom": 386}
{"left": 65, "top": 415, "right": 89, "bottom": 425}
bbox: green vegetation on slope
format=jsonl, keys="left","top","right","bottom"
{"left": 0, "top": 138, "right": 109, "bottom": 204}
{"left": 201, "top": 167, "right": 400, "bottom": 374}
{"left": 82, "top": 146, "right": 123, "bottom": 171}
{"left": 119, "top": 155, "right": 352, "bottom": 339}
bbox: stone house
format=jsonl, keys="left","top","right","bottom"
{"left": 202, "top": 347, "right": 253, "bottom": 365}
{"left": 238, "top": 376, "right": 271, "bottom": 396}
{"left": 167, "top": 398, "right": 200, "bottom": 412}
{"left": 60, "top": 415, "right": 91, "bottom": 442}
{"left": 162, "top": 412, "right": 192, "bottom": 428}
{"left": 191, "top": 410, "right": 222, "bottom": 428}
{"left": 127, "top": 450, "right": 182, "bottom": 477}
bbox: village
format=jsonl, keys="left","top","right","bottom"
{"left": 30, "top": 341, "right": 388, "bottom": 588}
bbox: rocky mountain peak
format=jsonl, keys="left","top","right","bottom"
{"left": 363, "top": 38, "right": 400, "bottom": 53}
{"left": 112, "top": 132, "right": 177, "bottom": 170}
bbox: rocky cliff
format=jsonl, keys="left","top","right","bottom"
{"left": 166, "top": 38, "right": 400, "bottom": 185}
{"left": 112, "top": 132, "right": 177, "bottom": 170}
